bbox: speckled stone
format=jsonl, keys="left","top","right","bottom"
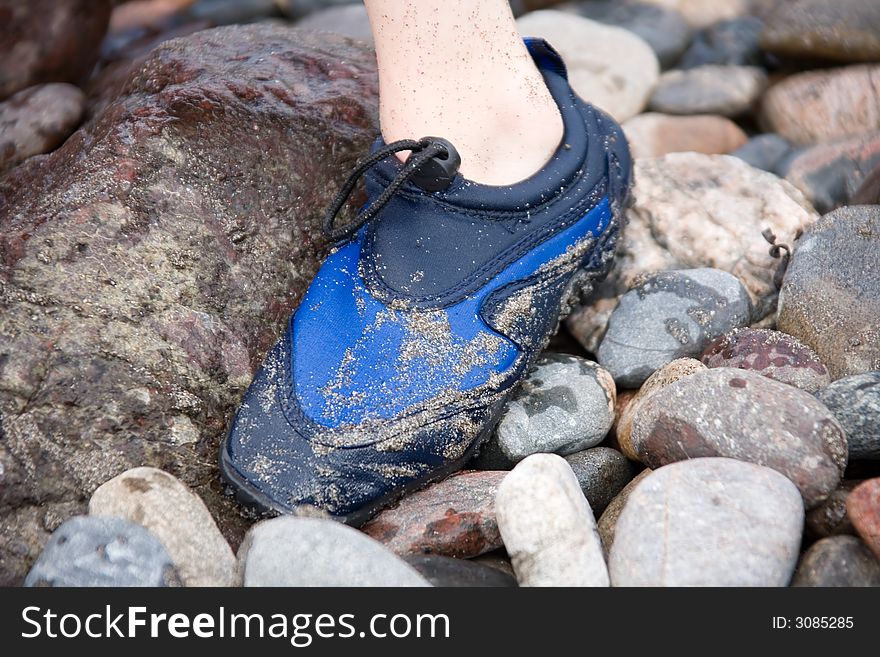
{"left": 731, "top": 133, "right": 793, "bottom": 174}
{"left": 24, "top": 516, "right": 180, "bottom": 587}
{"left": 806, "top": 481, "right": 861, "bottom": 539}
{"left": 566, "top": 153, "right": 818, "bottom": 354}
{"left": 847, "top": 478, "right": 880, "bottom": 560}
{"left": 623, "top": 112, "right": 748, "bottom": 158}
{"left": 516, "top": 10, "right": 659, "bottom": 121}
{"left": 616, "top": 358, "right": 707, "bottom": 459}
{"left": 816, "top": 373, "right": 880, "bottom": 460}
{"left": 495, "top": 454, "right": 609, "bottom": 587}
{"left": 238, "top": 516, "right": 430, "bottom": 587}
{"left": 761, "top": 65, "right": 880, "bottom": 145}
{"left": 89, "top": 467, "right": 236, "bottom": 587}
{"left": 781, "top": 132, "right": 880, "bottom": 214}
{"left": 679, "top": 15, "right": 765, "bottom": 68}
{"left": 792, "top": 536, "right": 880, "bottom": 587}
{"left": 777, "top": 206, "right": 880, "bottom": 380}
{"left": 609, "top": 458, "right": 804, "bottom": 586}
{"left": 403, "top": 555, "right": 517, "bottom": 588}
{"left": 701, "top": 328, "right": 831, "bottom": 392}
{"left": 563, "top": 447, "right": 635, "bottom": 515}
{"left": 598, "top": 268, "right": 752, "bottom": 387}
{"left": 630, "top": 368, "right": 848, "bottom": 508}
{"left": 361, "top": 470, "right": 504, "bottom": 558}
{"left": 760, "top": 0, "right": 880, "bottom": 63}
{"left": 474, "top": 353, "right": 616, "bottom": 468}
{"left": 560, "top": 0, "right": 692, "bottom": 68}
{"left": 597, "top": 468, "right": 652, "bottom": 554}
{"left": 649, "top": 65, "right": 767, "bottom": 117}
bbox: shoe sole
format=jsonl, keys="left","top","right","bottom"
{"left": 220, "top": 180, "right": 633, "bottom": 527}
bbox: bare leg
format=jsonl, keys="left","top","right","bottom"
{"left": 364, "top": 0, "right": 564, "bottom": 186}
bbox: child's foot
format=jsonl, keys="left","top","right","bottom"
{"left": 220, "top": 39, "right": 632, "bottom": 525}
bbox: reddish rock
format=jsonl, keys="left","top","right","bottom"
{"left": 760, "top": 65, "right": 880, "bottom": 145}
{"left": 0, "top": 24, "right": 379, "bottom": 586}
{"left": 848, "top": 478, "right": 880, "bottom": 560}
{"left": 701, "top": 328, "right": 830, "bottom": 392}
{"left": 630, "top": 367, "right": 847, "bottom": 508}
{"left": 622, "top": 112, "right": 747, "bottom": 159}
{"left": 0, "top": 84, "right": 86, "bottom": 175}
{"left": 361, "top": 471, "right": 505, "bottom": 559}
{"left": 0, "top": 0, "right": 114, "bottom": 100}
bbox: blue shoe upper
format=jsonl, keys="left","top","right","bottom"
{"left": 222, "top": 39, "right": 632, "bottom": 523}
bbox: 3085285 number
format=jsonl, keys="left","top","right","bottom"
{"left": 794, "top": 617, "right": 853, "bottom": 629}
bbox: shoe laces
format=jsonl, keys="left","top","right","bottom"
{"left": 322, "top": 137, "right": 461, "bottom": 242}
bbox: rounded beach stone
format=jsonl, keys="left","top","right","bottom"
{"left": 623, "top": 112, "right": 747, "bottom": 159}
{"left": 760, "top": 65, "right": 880, "bottom": 145}
{"left": 649, "top": 65, "right": 767, "bottom": 117}
{"left": 637, "top": 0, "right": 749, "bottom": 29}
{"left": 24, "top": 516, "right": 180, "bottom": 587}
{"left": 563, "top": 447, "right": 635, "bottom": 515}
{"left": 731, "top": 133, "right": 793, "bottom": 174}
{"left": 516, "top": 10, "right": 659, "bottom": 121}
{"left": 360, "top": 470, "right": 505, "bottom": 558}
{"left": 847, "top": 478, "right": 880, "bottom": 560}
{"left": 0, "top": 83, "right": 85, "bottom": 174}
{"left": 609, "top": 458, "right": 804, "bottom": 586}
{"left": 615, "top": 358, "right": 706, "bottom": 459}
{"left": 597, "top": 467, "right": 652, "bottom": 554}
{"left": 806, "top": 481, "right": 860, "bottom": 539}
{"left": 759, "top": 0, "right": 880, "bottom": 63}
{"left": 816, "top": 372, "right": 880, "bottom": 460}
{"left": 678, "top": 15, "right": 764, "bottom": 69}
{"left": 238, "top": 516, "right": 430, "bottom": 587}
{"left": 701, "top": 328, "right": 831, "bottom": 392}
{"left": 495, "top": 454, "right": 609, "bottom": 587}
{"left": 89, "top": 467, "right": 236, "bottom": 586}
{"left": 777, "top": 206, "right": 880, "bottom": 380}
{"left": 792, "top": 535, "right": 880, "bottom": 587}
{"left": 476, "top": 353, "right": 616, "bottom": 467}
{"left": 597, "top": 268, "right": 751, "bottom": 387}
{"left": 630, "top": 367, "right": 847, "bottom": 508}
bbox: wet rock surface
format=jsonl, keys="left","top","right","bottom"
{"left": 777, "top": 206, "right": 880, "bottom": 380}
{"left": 0, "top": 24, "right": 380, "bottom": 585}
{"left": 474, "top": 353, "right": 615, "bottom": 468}
{"left": 792, "top": 535, "right": 880, "bottom": 587}
{"left": 816, "top": 373, "right": 880, "bottom": 460}
{"left": 597, "top": 268, "right": 752, "bottom": 387}
{"left": 701, "top": 328, "right": 831, "bottom": 392}
{"left": 516, "top": 10, "right": 659, "bottom": 122}
{"left": 609, "top": 458, "right": 804, "bottom": 586}
{"left": 0, "top": 84, "right": 86, "bottom": 175}
{"left": 238, "top": 517, "right": 431, "bottom": 587}
{"left": 630, "top": 368, "right": 848, "bottom": 508}
{"left": 24, "top": 516, "right": 180, "bottom": 587}
{"left": 623, "top": 112, "right": 747, "bottom": 158}
{"left": 361, "top": 471, "right": 504, "bottom": 559}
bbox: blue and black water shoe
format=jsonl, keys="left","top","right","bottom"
{"left": 221, "top": 39, "right": 632, "bottom": 525}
